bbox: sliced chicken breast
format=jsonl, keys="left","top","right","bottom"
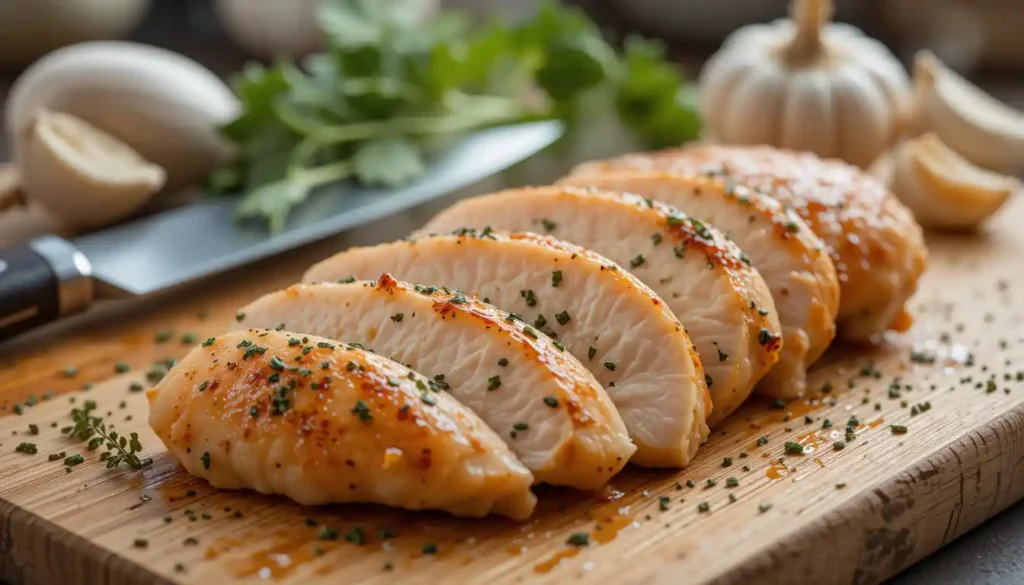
{"left": 148, "top": 330, "right": 536, "bottom": 519}
{"left": 303, "top": 230, "right": 711, "bottom": 467}
{"left": 233, "top": 275, "right": 635, "bottom": 489}
{"left": 570, "top": 145, "right": 928, "bottom": 341}
{"left": 417, "top": 187, "right": 783, "bottom": 426}
{"left": 558, "top": 172, "right": 839, "bottom": 399}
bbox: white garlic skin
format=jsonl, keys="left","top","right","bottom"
{"left": 699, "top": 0, "right": 911, "bottom": 169}
{"left": 6, "top": 41, "right": 240, "bottom": 194}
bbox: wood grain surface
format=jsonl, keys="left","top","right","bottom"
{"left": 0, "top": 195, "right": 1022, "bottom": 585}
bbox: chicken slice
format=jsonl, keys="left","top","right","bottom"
{"left": 558, "top": 172, "right": 839, "bottom": 398}
{"left": 233, "top": 275, "right": 635, "bottom": 489}
{"left": 303, "top": 230, "right": 710, "bottom": 467}
{"left": 148, "top": 330, "right": 536, "bottom": 519}
{"left": 569, "top": 145, "right": 928, "bottom": 341}
{"left": 417, "top": 187, "right": 782, "bottom": 426}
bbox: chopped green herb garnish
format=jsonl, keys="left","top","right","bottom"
{"left": 498, "top": 358, "right": 509, "bottom": 367}
{"left": 391, "top": 313, "right": 404, "bottom": 323}
{"left": 588, "top": 346, "right": 597, "bottom": 361}
{"left": 114, "top": 362, "right": 131, "bottom": 374}
{"left": 154, "top": 330, "right": 174, "bottom": 343}
{"left": 555, "top": 311, "right": 571, "bottom": 325}
{"left": 345, "top": 526, "right": 366, "bottom": 545}
{"left": 319, "top": 527, "right": 339, "bottom": 541}
{"left": 520, "top": 289, "right": 537, "bottom": 307}
{"left": 202, "top": 337, "right": 216, "bottom": 347}
{"left": 757, "top": 436, "right": 768, "bottom": 446}
{"left": 721, "top": 457, "right": 733, "bottom": 467}
{"left": 352, "top": 400, "right": 373, "bottom": 423}
{"left": 15, "top": 442, "right": 37, "bottom": 454}
{"left": 784, "top": 441, "right": 805, "bottom": 455}
{"left": 566, "top": 532, "right": 590, "bottom": 547}
{"left": 551, "top": 270, "right": 563, "bottom": 287}
{"left": 543, "top": 396, "right": 559, "bottom": 408}
{"left": 726, "top": 477, "right": 739, "bottom": 487}
{"left": 891, "top": 425, "right": 908, "bottom": 435}
{"left": 659, "top": 496, "right": 671, "bottom": 511}
{"left": 603, "top": 362, "right": 616, "bottom": 371}
{"left": 201, "top": 452, "right": 211, "bottom": 470}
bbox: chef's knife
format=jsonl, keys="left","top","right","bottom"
{"left": 0, "top": 120, "right": 562, "bottom": 342}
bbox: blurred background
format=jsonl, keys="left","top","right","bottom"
{"left": 0, "top": 0, "right": 1021, "bottom": 95}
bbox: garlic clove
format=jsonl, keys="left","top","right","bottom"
{"left": 913, "top": 51, "right": 1024, "bottom": 173}
{"left": 888, "top": 133, "right": 1019, "bottom": 231}
{"left": 19, "top": 110, "right": 166, "bottom": 230}
{"left": 0, "top": 163, "right": 24, "bottom": 211}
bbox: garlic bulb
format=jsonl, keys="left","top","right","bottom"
{"left": 699, "top": 0, "right": 911, "bottom": 168}
{"left": 19, "top": 110, "right": 166, "bottom": 230}
{"left": 0, "top": 0, "right": 150, "bottom": 67}
{"left": 6, "top": 41, "right": 239, "bottom": 194}
{"left": 881, "top": 133, "right": 1019, "bottom": 231}
{"left": 912, "top": 51, "right": 1024, "bottom": 174}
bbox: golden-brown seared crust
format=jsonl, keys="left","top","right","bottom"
{"left": 147, "top": 330, "right": 537, "bottom": 519}
{"left": 559, "top": 171, "right": 841, "bottom": 397}
{"left": 237, "top": 277, "right": 635, "bottom": 488}
{"left": 371, "top": 273, "right": 609, "bottom": 428}
{"left": 304, "top": 231, "right": 711, "bottom": 467}
{"left": 418, "top": 186, "right": 782, "bottom": 424}
{"left": 571, "top": 146, "right": 927, "bottom": 341}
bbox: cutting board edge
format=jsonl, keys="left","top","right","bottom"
{"left": 650, "top": 402, "right": 1024, "bottom": 585}
{"left": 0, "top": 497, "right": 175, "bottom": 585}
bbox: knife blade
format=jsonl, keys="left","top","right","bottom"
{"left": 0, "top": 120, "right": 563, "bottom": 342}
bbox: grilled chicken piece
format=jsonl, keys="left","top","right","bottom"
{"left": 303, "top": 230, "right": 710, "bottom": 467}
{"left": 148, "top": 330, "right": 537, "bottom": 519}
{"left": 417, "top": 187, "right": 782, "bottom": 426}
{"left": 559, "top": 172, "right": 839, "bottom": 398}
{"left": 233, "top": 275, "right": 635, "bottom": 489}
{"left": 570, "top": 145, "right": 928, "bottom": 341}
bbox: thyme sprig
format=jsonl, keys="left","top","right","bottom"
{"left": 61, "top": 401, "right": 152, "bottom": 470}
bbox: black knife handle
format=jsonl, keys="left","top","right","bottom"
{"left": 0, "top": 236, "right": 94, "bottom": 343}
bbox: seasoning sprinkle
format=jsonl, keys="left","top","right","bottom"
{"left": 551, "top": 270, "right": 563, "bottom": 288}
{"left": 487, "top": 376, "right": 502, "bottom": 391}
{"left": 566, "top": 532, "right": 590, "bottom": 547}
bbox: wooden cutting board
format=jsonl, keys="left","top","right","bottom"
{"left": 1, "top": 198, "right": 1023, "bottom": 585}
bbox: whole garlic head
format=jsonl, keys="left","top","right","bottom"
{"left": 882, "top": 133, "right": 1019, "bottom": 231}
{"left": 19, "top": 110, "right": 166, "bottom": 230}
{"left": 699, "top": 0, "right": 910, "bottom": 168}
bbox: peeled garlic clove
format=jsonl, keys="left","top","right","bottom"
{"left": 0, "top": 163, "right": 24, "bottom": 211}
{"left": 913, "top": 51, "right": 1024, "bottom": 173}
{"left": 888, "top": 133, "right": 1019, "bottom": 231}
{"left": 20, "top": 110, "right": 166, "bottom": 230}
{"left": 6, "top": 41, "right": 239, "bottom": 193}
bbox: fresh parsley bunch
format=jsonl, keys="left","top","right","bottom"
{"left": 211, "top": 0, "right": 700, "bottom": 231}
